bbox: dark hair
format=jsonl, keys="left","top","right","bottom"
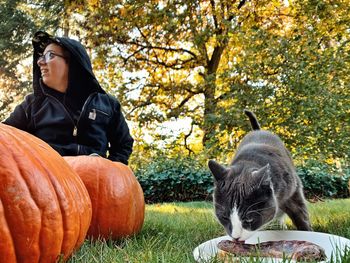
{"left": 61, "top": 47, "right": 71, "bottom": 63}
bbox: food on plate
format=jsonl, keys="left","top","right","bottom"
{"left": 217, "top": 239, "right": 327, "bottom": 261}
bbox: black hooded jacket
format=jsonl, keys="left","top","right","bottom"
{"left": 4, "top": 31, "right": 133, "bottom": 164}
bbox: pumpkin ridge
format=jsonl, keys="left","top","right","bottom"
{"left": 120, "top": 167, "right": 133, "bottom": 234}
{"left": 64, "top": 170, "right": 92, "bottom": 246}
{"left": 11, "top": 150, "right": 64, "bottom": 262}
{"left": 118, "top": 163, "right": 144, "bottom": 234}
{"left": 40, "top": 170, "right": 80, "bottom": 256}
{"left": 69, "top": 158, "right": 100, "bottom": 237}
{"left": 2, "top": 130, "right": 63, "bottom": 262}
{"left": 14, "top": 138, "right": 85, "bottom": 257}
{"left": 0, "top": 124, "right": 92, "bottom": 262}
{"left": 129, "top": 175, "right": 138, "bottom": 233}
{"left": 97, "top": 164, "right": 102, "bottom": 236}
{"left": 0, "top": 146, "right": 42, "bottom": 262}
{"left": 90, "top": 161, "right": 101, "bottom": 237}
{"left": 0, "top": 198, "right": 17, "bottom": 262}
{"left": 64, "top": 156, "right": 145, "bottom": 240}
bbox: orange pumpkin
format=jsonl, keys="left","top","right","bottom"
{"left": 0, "top": 124, "right": 92, "bottom": 263}
{"left": 64, "top": 156, "right": 145, "bottom": 239}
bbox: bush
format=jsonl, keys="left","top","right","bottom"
{"left": 135, "top": 157, "right": 350, "bottom": 203}
{"left": 135, "top": 156, "right": 213, "bottom": 203}
{"left": 297, "top": 162, "right": 350, "bottom": 199}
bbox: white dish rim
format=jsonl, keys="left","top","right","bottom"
{"left": 193, "top": 230, "right": 350, "bottom": 263}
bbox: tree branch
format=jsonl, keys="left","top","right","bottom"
{"left": 184, "top": 122, "right": 195, "bottom": 155}
{"left": 210, "top": 0, "right": 219, "bottom": 30}
{"left": 123, "top": 56, "right": 197, "bottom": 70}
{"left": 167, "top": 93, "right": 196, "bottom": 119}
{"left": 238, "top": 0, "right": 247, "bottom": 9}
{"left": 118, "top": 38, "right": 198, "bottom": 59}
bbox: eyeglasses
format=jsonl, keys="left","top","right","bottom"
{"left": 37, "top": 51, "right": 66, "bottom": 63}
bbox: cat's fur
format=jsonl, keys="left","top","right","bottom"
{"left": 208, "top": 110, "right": 312, "bottom": 241}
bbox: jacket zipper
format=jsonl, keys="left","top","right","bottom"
{"left": 46, "top": 94, "right": 77, "bottom": 134}
{"left": 76, "top": 92, "right": 97, "bottom": 131}
{"left": 75, "top": 92, "right": 98, "bottom": 154}
{"left": 94, "top": 108, "right": 109, "bottom": 116}
{"left": 46, "top": 92, "right": 97, "bottom": 155}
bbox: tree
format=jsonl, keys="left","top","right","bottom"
{"left": 225, "top": 0, "right": 350, "bottom": 161}
{"left": 2, "top": 0, "right": 349, "bottom": 164}
{"left": 0, "top": 0, "right": 64, "bottom": 118}
{"left": 69, "top": 0, "right": 282, "bottom": 149}
{"left": 70, "top": 0, "right": 349, "bottom": 162}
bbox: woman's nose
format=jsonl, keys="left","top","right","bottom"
{"left": 37, "top": 57, "right": 46, "bottom": 66}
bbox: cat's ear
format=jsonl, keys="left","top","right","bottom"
{"left": 208, "top": 160, "right": 229, "bottom": 181}
{"left": 252, "top": 163, "right": 271, "bottom": 186}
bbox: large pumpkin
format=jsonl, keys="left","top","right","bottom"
{"left": 64, "top": 156, "right": 145, "bottom": 239}
{"left": 0, "top": 124, "right": 92, "bottom": 262}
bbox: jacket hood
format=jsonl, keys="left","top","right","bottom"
{"left": 32, "top": 31, "right": 105, "bottom": 104}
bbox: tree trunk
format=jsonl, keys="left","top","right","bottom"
{"left": 202, "top": 45, "right": 226, "bottom": 150}
{"left": 62, "top": 7, "right": 70, "bottom": 37}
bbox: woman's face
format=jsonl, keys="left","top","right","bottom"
{"left": 37, "top": 43, "right": 69, "bottom": 93}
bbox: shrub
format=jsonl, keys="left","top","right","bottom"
{"left": 135, "top": 156, "right": 213, "bottom": 203}
{"left": 297, "top": 162, "right": 350, "bottom": 199}
{"left": 135, "top": 157, "right": 350, "bottom": 203}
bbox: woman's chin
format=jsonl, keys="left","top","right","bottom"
{"left": 42, "top": 77, "right": 50, "bottom": 86}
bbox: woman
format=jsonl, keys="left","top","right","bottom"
{"left": 4, "top": 31, "right": 133, "bottom": 164}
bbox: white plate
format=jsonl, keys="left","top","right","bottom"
{"left": 193, "top": 230, "right": 350, "bottom": 262}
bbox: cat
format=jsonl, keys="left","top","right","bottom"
{"left": 208, "top": 110, "right": 312, "bottom": 241}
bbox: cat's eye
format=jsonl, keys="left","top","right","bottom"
{"left": 219, "top": 215, "right": 230, "bottom": 222}
{"left": 222, "top": 216, "right": 230, "bottom": 221}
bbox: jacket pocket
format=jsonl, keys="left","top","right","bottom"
{"left": 87, "top": 108, "right": 111, "bottom": 124}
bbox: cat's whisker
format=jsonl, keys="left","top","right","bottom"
{"left": 250, "top": 206, "right": 276, "bottom": 213}
{"left": 242, "top": 200, "right": 266, "bottom": 215}
{"left": 246, "top": 206, "right": 276, "bottom": 217}
{"left": 249, "top": 211, "right": 263, "bottom": 217}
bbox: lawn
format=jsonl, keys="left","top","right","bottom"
{"left": 69, "top": 199, "right": 350, "bottom": 263}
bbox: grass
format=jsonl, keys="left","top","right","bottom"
{"left": 69, "top": 199, "right": 350, "bottom": 263}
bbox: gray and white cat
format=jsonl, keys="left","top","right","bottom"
{"left": 208, "top": 110, "right": 312, "bottom": 241}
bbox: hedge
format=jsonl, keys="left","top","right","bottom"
{"left": 135, "top": 157, "right": 350, "bottom": 203}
